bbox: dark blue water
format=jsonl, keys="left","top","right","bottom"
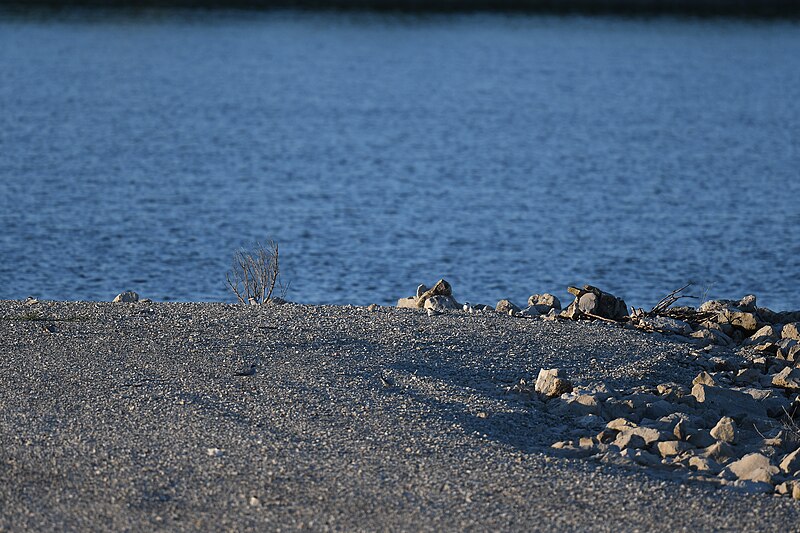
{"left": 1, "top": 12, "right": 799, "bottom": 310}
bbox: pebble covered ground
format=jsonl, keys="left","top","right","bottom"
{"left": 1, "top": 299, "right": 798, "bottom": 531}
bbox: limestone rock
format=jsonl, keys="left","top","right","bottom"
{"left": 423, "top": 295, "right": 460, "bottom": 313}
{"left": 794, "top": 483, "right": 800, "bottom": 500}
{"left": 397, "top": 297, "right": 419, "bottom": 308}
{"left": 745, "top": 324, "right": 779, "bottom": 345}
{"left": 657, "top": 440, "right": 692, "bottom": 458}
{"left": 689, "top": 455, "right": 722, "bottom": 474}
{"left": 772, "top": 367, "right": 800, "bottom": 391}
{"left": 738, "top": 294, "right": 758, "bottom": 312}
{"left": 527, "top": 293, "right": 561, "bottom": 310}
{"left": 724, "top": 310, "right": 760, "bottom": 333}
{"left": 563, "top": 285, "right": 627, "bottom": 321}
{"left": 606, "top": 418, "right": 637, "bottom": 431}
{"left": 726, "top": 453, "right": 778, "bottom": 483}
{"left": 691, "top": 383, "right": 767, "bottom": 420}
{"left": 614, "top": 432, "right": 646, "bottom": 450}
{"left": 535, "top": 368, "right": 573, "bottom": 398}
{"left": 710, "top": 416, "right": 737, "bottom": 443}
{"left": 783, "top": 322, "right": 800, "bottom": 341}
{"left": 616, "top": 427, "right": 662, "bottom": 446}
{"left": 495, "top": 299, "right": 521, "bottom": 314}
{"left": 692, "top": 371, "right": 717, "bottom": 387}
{"left": 415, "top": 279, "right": 453, "bottom": 308}
{"left": 703, "top": 441, "right": 737, "bottom": 462}
{"left": 113, "top": 291, "right": 139, "bottom": 303}
{"left": 779, "top": 448, "right": 800, "bottom": 474}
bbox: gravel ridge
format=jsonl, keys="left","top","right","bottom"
{"left": 1, "top": 299, "right": 798, "bottom": 531}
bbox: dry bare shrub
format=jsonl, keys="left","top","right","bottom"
{"left": 226, "top": 240, "right": 284, "bottom": 304}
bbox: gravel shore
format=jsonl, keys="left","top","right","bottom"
{"left": 1, "top": 299, "right": 798, "bottom": 531}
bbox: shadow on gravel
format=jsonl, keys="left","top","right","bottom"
{"left": 386, "top": 359, "right": 550, "bottom": 453}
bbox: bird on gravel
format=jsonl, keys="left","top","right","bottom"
{"left": 426, "top": 308, "right": 443, "bottom": 317}
{"left": 25, "top": 296, "right": 38, "bottom": 306}
{"left": 463, "top": 301, "right": 473, "bottom": 313}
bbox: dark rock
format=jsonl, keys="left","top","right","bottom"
{"left": 563, "top": 285, "right": 627, "bottom": 321}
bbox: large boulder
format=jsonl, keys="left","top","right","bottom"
{"left": 562, "top": 285, "right": 628, "bottom": 321}
{"left": 535, "top": 368, "right": 573, "bottom": 398}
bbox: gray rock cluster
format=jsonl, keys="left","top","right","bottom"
{"left": 562, "top": 285, "right": 628, "bottom": 321}
{"left": 396, "top": 280, "right": 562, "bottom": 317}
{"left": 545, "top": 344, "right": 800, "bottom": 497}
{"left": 633, "top": 295, "right": 800, "bottom": 355}
{"left": 397, "top": 279, "right": 461, "bottom": 313}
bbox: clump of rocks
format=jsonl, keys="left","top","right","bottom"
{"left": 397, "top": 279, "right": 461, "bottom": 313}
{"left": 542, "top": 342, "right": 800, "bottom": 498}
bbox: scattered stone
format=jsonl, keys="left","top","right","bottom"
{"left": 724, "top": 311, "right": 760, "bottom": 333}
{"left": 496, "top": 299, "right": 521, "bottom": 314}
{"left": 692, "top": 371, "right": 717, "bottom": 387}
{"left": 424, "top": 295, "right": 460, "bottom": 313}
{"left": 396, "top": 297, "right": 418, "bottom": 308}
{"left": 779, "top": 448, "right": 800, "bottom": 474}
{"left": 689, "top": 456, "right": 722, "bottom": 474}
{"left": 614, "top": 432, "right": 647, "bottom": 450}
{"left": 794, "top": 484, "right": 800, "bottom": 500}
{"left": 633, "top": 450, "right": 661, "bottom": 467}
{"left": 783, "top": 322, "right": 800, "bottom": 341}
{"left": 703, "top": 441, "right": 737, "bottom": 462}
{"left": 415, "top": 279, "right": 453, "bottom": 308}
{"left": 726, "top": 453, "right": 778, "bottom": 484}
{"left": 772, "top": 367, "right": 800, "bottom": 391}
{"left": 691, "top": 383, "right": 767, "bottom": 420}
{"left": 606, "top": 418, "right": 637, "bottom": 431}
{"left": 367, "top": 303, "right": 379, "bottom": 311}
{"left": 710, "top": 417, "right": 737, "bottom": 444}
{"left": 657, "top": 440, "right": 692, "bottom": 458}
{"left": 657, "top": 382, "right": 689, "bottom": 398}
{"left": 528, "top": 293, "right": 561, "bottom": 310}
{"left": 113, "top": 291, "right": 139, "bottom": 303}
{"left": 745, "top": 324, "right": 779, "bottom": 345}
{"left": 206, "top": 447, "right": 224, "bottom": 457}
{"left": 535, "top": 368, "right": 573, "bottom": 398}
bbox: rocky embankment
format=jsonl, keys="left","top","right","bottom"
{"left": 398, "top": 280, "right": 800, "bottom": 498}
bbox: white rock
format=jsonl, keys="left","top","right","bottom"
{"left": 709, "top": 416, "right": 737, "bottom": 443}
{"left": 113, "top": 290, "right": 139, "bottom": 303}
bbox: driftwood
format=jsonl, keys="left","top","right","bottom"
{"left": 629, "top": 283, "right": 716, "bottom": 333}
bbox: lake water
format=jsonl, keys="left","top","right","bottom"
{"left": 1, "top": 11, "right": 799, "bottom": 310}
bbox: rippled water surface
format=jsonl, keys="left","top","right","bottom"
{"left": 1, "top": 12, "right": 799, "bottom": 309}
